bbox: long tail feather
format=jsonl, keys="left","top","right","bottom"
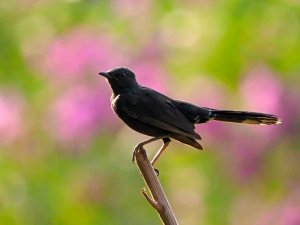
{"left": 210, "top": 110, "right": 281, "bottom": 125}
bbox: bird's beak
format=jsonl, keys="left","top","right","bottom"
{"left": 98, "top": 72, "right": 110, "bottom": 78}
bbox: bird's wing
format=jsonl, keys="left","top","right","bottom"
{"left": 122, "top": 87, "right": 201, "bottom": 140}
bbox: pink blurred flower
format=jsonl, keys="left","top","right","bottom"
{"left": 223, "top": 67, "right": 284, "bottom": 178}
{"left": 278, "top": 205, "right": 300, "bottom": 225}
{"left": 131, "top": 61, "right": 169, "bottom": 93}
{"left": 240, "top": 66, "right": 283, "bottom": 138}
{"left": 43, "top": 28, "right": 123, "bottom": 83}
{"left": 190, "top": 76, "right": 229, "bottom": 142}
{"left": 111, "top": 0, "right": 153, "bottom": 18}
{"left": 229, "top": 138, "right": 266, "bottom": 181}
{"left": 173, "top": 67, "right": 285, "bottom": 181}
{"left": 224, "top": 122, "right": 281, "bottom": 181}
{"left": 278, "top": 87, "right": 300, "bottom": 137}
{"left": 241, "top": 66, "right": 282, "bottom": 117}
{"left": 241, "top": 67, "right": 283, "bottom": 138}
{"left": 48, "top": 85, "right": 113, "bottom": 149}
{"left": 231, "top": 191, "right": 300, "bottom": 225}
{"left": 257, "top": 193, "right": 300, "bottom": 225}
{"left": 0, "top": 91, "right": 24, "bottom": 145}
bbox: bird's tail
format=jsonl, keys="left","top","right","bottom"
{"left": 209, "top": 110, "right": 281, "bottom": 125}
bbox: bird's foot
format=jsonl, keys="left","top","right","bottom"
{"left": 153, "top": 168, "right": 159, "bottom": 176}
{"left": 132, "top": 144, "right": 159, "bottom": 176}
{"left": 132, "top": 143, "right": 144, "bottom": 163}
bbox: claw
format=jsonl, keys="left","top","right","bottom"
{"left": 132, "top": 148, "right": 137, "bottom": 163}
{"left": 154, "top": 168, "right": 159, "bottom": 176}
{"left": 132, "top": 143, "right": 143, "bottom": 163}
{"left": 132, "top": 136, "right": 168, "bottom": 164}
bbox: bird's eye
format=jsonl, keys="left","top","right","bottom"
{"left": 119, "top": 73, "right": 126, "bottom": 78}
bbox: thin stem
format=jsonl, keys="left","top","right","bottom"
{"left": 135, "top": 147, "right": 178, "bottom": 225}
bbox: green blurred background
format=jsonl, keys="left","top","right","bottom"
{"left": 0, "top": 0, "right": 300, "bottom": 224}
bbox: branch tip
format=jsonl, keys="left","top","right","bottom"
{"left": 142, "top": 188, "right": 162, "bottom": 211}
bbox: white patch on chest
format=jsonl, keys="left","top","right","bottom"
{"left": 111, "top": 94, "right": 120, "bottom": 109}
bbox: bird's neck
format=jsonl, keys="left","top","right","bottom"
{"left": 110, "top": 83, "right": 139, "bottom": 96}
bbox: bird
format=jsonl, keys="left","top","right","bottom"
{"left": 99, "top": 67, "right": 281, "bottom": 165}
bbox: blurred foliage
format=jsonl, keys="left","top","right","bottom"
{"left": 0, "top": 0, "right": 300, "bottom": 225}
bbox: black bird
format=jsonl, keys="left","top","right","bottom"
{"left": 99, "top": 67, "right": 281, "bottom": 165}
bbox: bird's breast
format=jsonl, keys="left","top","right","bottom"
{"left": 111, "top": 94, "right": 120, "bottom": 110}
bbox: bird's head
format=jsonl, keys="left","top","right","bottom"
{"left": 99, "top": 67, "right": 138, "bottom": 94}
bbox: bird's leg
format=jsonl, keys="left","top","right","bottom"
{"left": 151, "top": 137, "right": 171, "bottom": 166}
{"left": 132, "top": 136, "right": 165, "bottom": 163}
